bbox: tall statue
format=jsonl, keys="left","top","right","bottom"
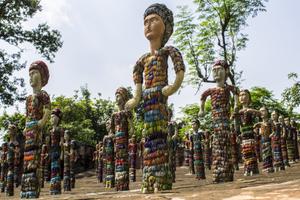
{"left": 70, "top": 140, "right": 77, "bottom": 189}
{"left": 50, "top": 108, "right": 64, "bottom": 195}
{"left": 6, "top": 124, "right": 19, "bottom": 196}
{"left": 191, "top": 119, "right": 205, "bottom": 180}
{"left": 14, "top": 143, "right": 21, "bottom": 188}
{"left": 270, "top": 111, "right": 284, "bottom": 172}
{"left": 103, "top": 120, "right": 115, "bottom": 188}
{"left": 235, "top": 89, "right": 260, "bottom": 176}
{"left": 203, "top": 131, "right": 212, "bottom": 170}
{"left": 254, "top": 107, "right": 274, "bottom": 173}
{"left": 40, "top": 136, "right": 49, "bottom": 188}
{"left": 279, "top": 115, "right": 290, "bottom": 168}
{"left": 63, "top": 130, "right": 71, "bottom": 191}
{"left": 128, "top": 136, "right": 137, "bottom": 182}
{"left": 199, "top": 60, "right": 238, "bottom": 183}
{"left": 0, "top": 143, "right": 8, "bottom": 193}
{"left": 284, "top": 117, "right": 295, "bottom": 164}
{"left": 21, "top": 60, "right": 51, "bottom": 198}
{"left": 167, "top": 108, "right": 177, "bottom": 183}
{"left": 125, "top": 3, "right": 185, "bottom": 193}
{"left": 291, "top": 120, "right": 299, "bottom": 161}
{"left": 97, "top": 141, "right": 104, "bottom": 183}
{"left": 111, "top": 87, "right": 132, "bottom": 191}
{"left": 94, "top": 144, "right": 100, "bottom": 181}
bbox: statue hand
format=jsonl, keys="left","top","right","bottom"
{"left": 162, "top": 85, "right": 174, "bottom": 97}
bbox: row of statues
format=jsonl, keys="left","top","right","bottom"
{"left": 0, "top": 2, "right": 299, "bottom": 198}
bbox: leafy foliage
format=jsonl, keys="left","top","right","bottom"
{"left": 0, "top": 0, "right": 63, "bottom": 105}
{"left": 282, "top": 73, "right": 300, "bottom": 116}
{"left": 51, "top": 86, "right": 115, "bottom": 145}
{"left": 174, "top": 0, "right": 268, "bottom": 89}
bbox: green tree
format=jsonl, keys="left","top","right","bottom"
{"left": 0, "top": 112, "right": 25, "bottom": 142}
{"left": 174, "top": 0, "right": 267, "bottom": 89}
{"left": 51, "top": 86, "right": 115, "bottom": 145}
{"left": 0, "top": 0, "right": 63, "bottom": 105}
{"left": 282, "top": 73, "right": 300, "bottom": 116}
{"left": 249, "top": 86, "right": 288, "bottom": 116}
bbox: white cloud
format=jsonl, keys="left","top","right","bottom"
{"left": 36, "top": 0, "right": 72, "bottom": 28}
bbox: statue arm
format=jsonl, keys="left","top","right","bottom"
{"left": 162, "top": 46, "right": 185, "bottom": 97}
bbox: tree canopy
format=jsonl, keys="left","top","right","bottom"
{"left": 174, "top": 0, "right": 268, "bottom": 89}
{"left": 0, "top": 0, "right": 63, "bottom": 105}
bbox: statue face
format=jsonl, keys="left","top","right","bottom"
{"left": 279, "top": 116, "right": 284, "bottom": 123}
{"left": 260, "top": 107, "right": 268, "bottom": 119}
{"left": 8, "top": 125, "right": 16, "bottom": 137}
{"left": 29, "top": 69, "right": 42, "bottom": 88}
{"left": 239, "top": 91, "right": 250, "bottom": 105}
{"left": 64, "top": 132, "right": 70, "bottom": 141}
{"left": 116, "top": 93, "right": 125, "bottom": 109}
{"left": 50, "top": 114, "right": 60, "bottom": 126}
{"left": 45, "top": 136, "right": 50, "bottom": 143}
{"left": 212, "top": 65, "right": 226, "bottom": 84}
{"left": 192, "top": 122, "right": 199, "bottom": 132}
{"left": 144, "top": 14, "right": 165, "bottom": 43}
{"left": 271, "top": 111, "right": 278, "bottom": 121}
{"left": 284, "top": 118, "right": 290, "bottom": 126}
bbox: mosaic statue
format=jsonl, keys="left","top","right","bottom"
{"left": 230, "top": 123, "right": 239, "bottom": 171}
{"left": 6, "top": 124, "right": 18, "bottom": 196}
{"left": 191, "top": 119, "right": 205, "bottom": 180}
{"left": 279, "top": 115, "right": 290, "bottom": 168}
{"left": 125, "top": 3, "right": 185, "bottom": 193}
{"left": 103, "top": 120, "right": 115, "bottom": 188}
{"left": 97, "top": 142, "right": 104, "bottom": 183}
{"left": 50, "top": 108, "right": 64, "bottom": 195}
{"left": 270, "top": 111, "right": 284, "bottom": 172}
{"left": 291, "top": 120, "right": 299, "bottom": 161}
{"left": 63, "top": 130, "right": 71, "bottom": 191}
{"left": 128, "top": 136, "right": 137, "bottom": 182}
{"left": 14, "top": 142, "right": 21, "bottom": 188}
{"left": 235, "top": 89, "right": 260, "bottom": 176}
{"left": 284, "top": 117, "right": 295, "bottom": 164}
{"left": 70, "top": 140, "right": 77, "bottom": 189}
{"left": 203, "top": 131, "right": 212, "bottom": 170}
{"left": 94, "top": 143, "right": 100, "bottom": 180}
{"left": 199, "top": 60, "right": 238, "bottom": 183}
{"left": 167, "top": 109, "right": 177, "bottom": 182}
{"left": 111, "top": 87, "right": 132, "bottom": 191}
{"left": 0, "top": 143, "right": 8, "bottom": 193}
{"left": 254, "top": 107, "right": 274, "bottom": 173}
{"left": 40, "top": 137, "right": 49, "bottom": 188}
{"left": 21, "top": 61, "right": 51, "bottom": 198}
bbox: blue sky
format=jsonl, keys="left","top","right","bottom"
{"left": 4, "top": 0, "right": 300, "bottom": 116}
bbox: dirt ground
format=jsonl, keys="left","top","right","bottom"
{"left": 2, "top": 162, "right": 300, "bottom": 200}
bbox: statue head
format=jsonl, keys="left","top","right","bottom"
{"left": 115, "top": 87, "right": 129, "bottom": 110}
{"left": 284, "top": 117, "right": 290, "bottom": 126}
{"left": 70, "top": 140, "right": 76, "bottom": 149}
{"left": 51, "top": 108, "right": 62, "bottom": 126}
{"left": 191, "top": 118, "right": 200, "bottom": 132}
{"left": 29, "top": 60, "right": 49, "bottom": 88}
{"left": 96, "top": 143, "right": 99, "bottom": 150}
{"left": 291, "top": 119, "right": 297, "bottom": 127}
{"left": 2, "top": 142, "right": 8, "bottom": 151}
{"left": 212, "top": 60, "right": 229, "bottom": 84}
{"left": 64, "top": 130, "right": 70, "bottom": 141}
{"left": 260, "top": 106, "right": 268, "bottom": 119}
{"left": 144, "top": 3, "right": 173, "bottom": 47}
{"left": 279, "top": 115, "right": 284, "bottom": 123}
{"left": 8, "top": 124, "right": 17, "bottom": 139}
{"left": 45, "top": 135, "right": 50, "bottom": 145}
{"left": 271, "top": 110, "right": 279, "bottom": 122}
{"left": 239, "top": 89, "right": 251, "bottom": 106}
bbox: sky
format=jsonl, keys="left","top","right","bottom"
{"left": 3, "top": 0, "right": 300, "bottom": 117}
